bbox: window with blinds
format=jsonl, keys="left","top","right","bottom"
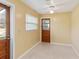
{"left": 26, "top": 14, "right": 38, "bottom": 31}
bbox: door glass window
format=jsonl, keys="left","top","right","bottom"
{"left": 42, "top": 20, "right": 50, "bottom": 30}
{"left": 0, "top": 8, "right": 6, "bottom": 39}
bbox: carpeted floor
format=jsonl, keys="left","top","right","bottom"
{"left": 22, "top": 43, "right": 79, "bottom": 59}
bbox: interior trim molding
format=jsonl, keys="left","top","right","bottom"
{"left": 18, "top": 41, "right": 41, "bottom": 59}
{"left": 51, "top": 42, "right": 72, "bottom": 47}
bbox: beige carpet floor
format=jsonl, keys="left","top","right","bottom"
{"left": 22, "top": 43, "right": 79, "bottom": 59}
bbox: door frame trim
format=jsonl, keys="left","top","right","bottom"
{"left": 0, "top": 0, "right": 15, "bottom": 59}
{"left": 40, "top": 17, "right": 52, "bottom": 43}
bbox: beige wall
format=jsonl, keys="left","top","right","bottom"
{"left": 41, "top": 12, "right": 72, "bottom": 44}
{"left": 72, "top": 4, "right": 79, "bottom": 55}
{"left": 7, "top": 0, "right": 78, "bottom": 58}
{"left": 7, "top": 0, "right": 40, "bottom": 59}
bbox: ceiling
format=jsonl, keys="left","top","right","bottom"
{"left": 22, "top": 0, "right": 79, "bottom": 14}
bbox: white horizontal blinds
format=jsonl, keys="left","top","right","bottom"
{"left": 26, "top": 14, "right": 38, "bottom": 31}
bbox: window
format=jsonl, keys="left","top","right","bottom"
{"left": 26, "top": 14, "right": 38, "bottom": 31}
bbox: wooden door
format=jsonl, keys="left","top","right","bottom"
{"left": 0, "top": 3, "right": 10, "bottom": 59}
{"left": 42, "top": 18, "right": 50, "bottom": 43}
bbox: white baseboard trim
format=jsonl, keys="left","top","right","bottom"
{"left": 51, "top": 42, "right": 72, "bottom": 47}
{"left": 72, "top": 46, "right": 79, "bottom": 57}
{"left": 18, "top": 41, "right": 40, "bottom": 59}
